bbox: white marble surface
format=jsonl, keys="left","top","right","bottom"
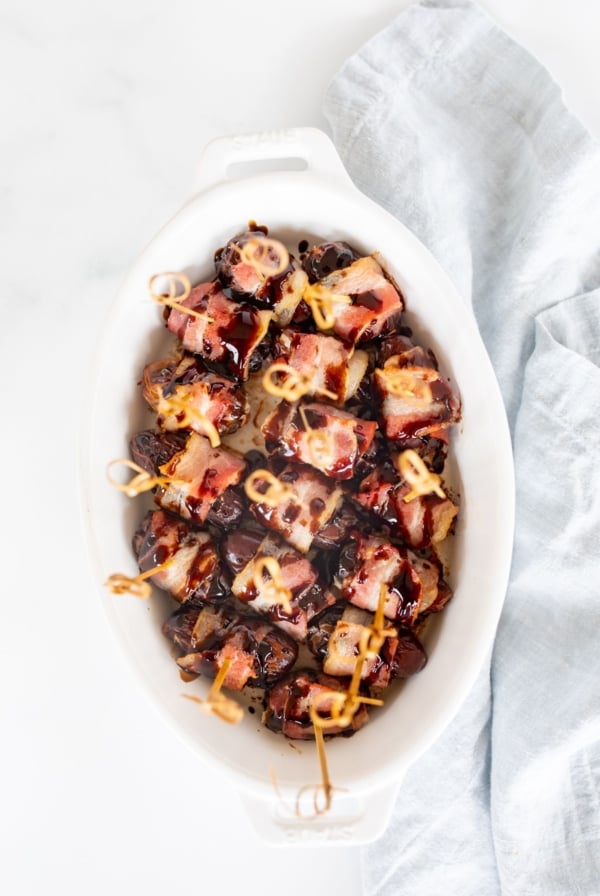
{"left": 2, "top": 2, "right": 599, "bottom": 894}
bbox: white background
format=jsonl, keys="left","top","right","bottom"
{"left": 2, "top": 1, "right": 599, "bottom": 894}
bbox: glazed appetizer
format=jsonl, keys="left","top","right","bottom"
{"left": 107, "top": 224, "right": 461, "bottom": 749}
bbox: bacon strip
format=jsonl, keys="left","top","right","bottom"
{"left": 215, "top": 230, "right": 308, "bottom": 326}
{"left": 337, "top": 534, "right": 420, "bottom": 623}
{"left": 274, "top": 331, "right": 361, "bottom": 403}
{"left": 132, "top": 510, "right": 220, "bottom": 604}
{"left": 166, "top": 280, "right": 272, "bottom": 380}
{"left": 142, "top": 354, "right": 249, "bottom": 436}
{"left": 129, "top": 429, "right": 245, "bottom": 530}
{"left": 262, "top": 401, "right": 377, "bottom": 481}
{"left": 215, "top": 230, "right": 286, "bottom": 299}
{"left": 155, "top": 432, "right": 246, "bottom": 525}
{"left": 355, "top": 464, "right": 458, "bottom": 549}
{"left": 229, "top": 534, "right": 335, "bottom": 641}
{"left": 336, "top": 532, "right": 452, "bottom": 624}
{"left": 249, "top": 464, "right": 343, "bottom": 554}
{"left": 313, "top": 605, "right": 392, "bottom": 686}
{"left": 374, "top": 363, "right": 460, "bottom": 443}
{"left": 408, "top": 551, "right": 452, "bottom": 615}
{"left": 307, "top": 605, "right": 427, "bottom": 688}
{"left": 317, "top": 255, "right": 404, "bottom": 345}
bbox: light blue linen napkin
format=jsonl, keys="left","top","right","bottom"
{"left": 324, "top": 2, "right": 600, "bottom": 893}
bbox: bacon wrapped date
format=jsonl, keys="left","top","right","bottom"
{"left": 273, "top": 330, "right": 368, "bottom": 405}
{"left": 374, "top": 357, "right": 461, "bottom": 445}
{"left": 163, "top": 603, "right": 298, "bottom": 690}
{"left": 355, "top": 460, "right": 458, "bottom": 549}
{"left": 306, "top": 604, "right": 427, "bottom": 688}
{"left": 336, "top": 531, "right": 452, "bottom": 624}
{"left": 133, "top": 509, "right": 221, "bottom": 604}
{"left": 215, "top": 229, "right": 308, "bottom": 327}
{"left": 248, "top": 463, "right": 344, "bottom": 553}
{"left": 225, "top": 531, "right": 335, "bottom": 641}
{"left": 166, "top": 280, "right": 272, "bottom": 381}
{"left": 315, "top": 255, "right": 404, "bottom": 345}
{"left": 264, "top": 668, "right": 369, "bottom": 739}
{"left": 129, "top": 429, "right": 246, "bottom": 530}
{"left": 155, "top": 431, "right": 247, "bottom": 527}
{"left": 142, "top": 353, "right": 249, "bottom": 436}
{"left": 262, "top": 401, "right": 377, "bottom": 481}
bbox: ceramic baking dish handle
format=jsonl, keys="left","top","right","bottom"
{"left": 192, "top": 127, "right": 354, "bottom": 193}
{"left": 239, "top": 781, "right": 400, "bottom": 846}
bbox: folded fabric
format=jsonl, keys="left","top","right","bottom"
{"left": 324, "top": 2, "right": 600, "bottom": 893}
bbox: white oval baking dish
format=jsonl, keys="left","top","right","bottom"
{"left": 80, "top": 128, "right": 514, "bottom": 846}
